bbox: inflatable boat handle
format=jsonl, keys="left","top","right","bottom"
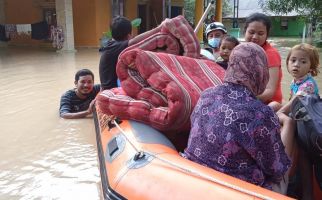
{"left": 133, "top": 151, "right": 146, "bottom": 161}
{"left": 107, "top": 118, "right": 122, "bottom": 130}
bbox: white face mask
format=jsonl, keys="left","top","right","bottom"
{"left": 208, "top": 38, "right": 220, "bottom": 49}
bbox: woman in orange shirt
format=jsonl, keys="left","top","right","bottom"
{"left": 244, "top": 13, "right": 283, "bottom": 104}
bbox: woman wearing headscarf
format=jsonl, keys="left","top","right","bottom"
{"left": 183, "top": 43, "right": 291, "bottom": 192}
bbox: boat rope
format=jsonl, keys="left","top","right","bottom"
{"left": 113, "top": 120, "right": 141, "bottom": 153}
{"left": 112, "top": 120, "right": 276, "bottom": 200}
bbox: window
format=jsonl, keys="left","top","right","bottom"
{"left": 281, "top": 18, "right": 288, "bottom": 30}
{"left": 112, "top": 0, "right": 124, "bottom": 17}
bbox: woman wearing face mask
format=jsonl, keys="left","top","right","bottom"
{"left": 205, "top": 22, "right": 227, "bottom": 60}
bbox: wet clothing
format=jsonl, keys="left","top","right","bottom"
{"left": 183, "top": 43, "right": 290, "bottom": 189}
{"left": 262, "top": 42, "right": 283, "bottom": 103}
{"left": 0, "top": 25, "right": 10, "bottom": 41}
{"left": 31, "top": 21, "right": 48, "bottom": 40}
{"left": 290, "top": 75, "right": 319, "bottom": 97}
{"left": 59, "top": 84, "right": 100, "bottom": 116}
{"left": 99, "top": 39, "right": 129, "bottom": 90}
{"left": 5, "top": 24, "right": 17, "bottom": 39}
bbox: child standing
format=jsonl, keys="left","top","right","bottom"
{"left": 216, "top": 35, "right": 240, "bottom": 70}
{"left": 288, "top": 44, "right": 320, "bottom": 97}
{"left": 278, "top": 43, "right": 320, "bottom": 113}
{"left": 277, "top": 43, "right": 320, "bottom": 200}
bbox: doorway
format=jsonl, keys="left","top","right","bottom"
{"left": 138, "top": 4, "right": 148, "bottom": 34}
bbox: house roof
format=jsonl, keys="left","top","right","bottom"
{"left": 224, "top": 0, "right": 301, "bottom": 18}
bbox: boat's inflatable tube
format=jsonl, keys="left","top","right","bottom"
{"left": 93, "top": 108, "right": 294, "bottom": 200}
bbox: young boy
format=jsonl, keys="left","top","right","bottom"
{"left": 99, "top": 16, "right": 162, "bottom": 90}
{"left": 216, "top": 35, "right": 240, "bottom": 70}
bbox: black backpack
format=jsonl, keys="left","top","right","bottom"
{"left": 291, "top": 95, "right": 322, "bottom": 189}
{"left": 291, "top": 95, "right": 322, "bottom": 159}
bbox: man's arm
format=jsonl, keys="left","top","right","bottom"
{"left": 60, "top": 110, "right": 91, "bottom": 119}
{"left": 60, "top": 100, "right": 95, "bottom": 119}
{"left": 128, "top": 24, "right": 162, "bottom": 46}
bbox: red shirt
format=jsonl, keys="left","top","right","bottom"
{"left": 262, "top": 42, "right": 283, "bottom": 103}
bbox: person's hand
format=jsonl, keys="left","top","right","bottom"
{"left": 87, "top": 100, "right": 96, "bottom": 115}
{"left": 276, "top": 111, "right": 285, "bottom": 125}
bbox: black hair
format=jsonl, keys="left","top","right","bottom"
{"left": 244, "top": 13, "right": 271, "bottom": 35}
{"left": 75, "top": 69, "right": 94, "bottom": 82}
{"left": 219, "top": 35, "right": 240, "bottom": 47}
{"left": 111, "top": 16, "right": 132, "bottom": 41}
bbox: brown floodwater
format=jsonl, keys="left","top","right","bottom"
{"left": 0, "top": 47, "right": 102, "bottom": 199}
{"left": 0, "top": 38, "right": 321, "bottom": 199}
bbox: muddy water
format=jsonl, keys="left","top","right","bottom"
{"left": 0, "top": 47, "right": 102, "bottom": 200}
{"left": 0, "top": 39, "right": 321, "bottom": 199}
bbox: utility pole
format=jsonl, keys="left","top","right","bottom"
{"left": 233, "top": 0, "right": 239, "bottom": 28}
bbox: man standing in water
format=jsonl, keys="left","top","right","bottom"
{"left": 59, "top": 69, "right": 100, "bottom": 119}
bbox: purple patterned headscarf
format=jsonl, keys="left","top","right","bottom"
{"left": 224, "top": 42, "right": 269, "bottom": 96}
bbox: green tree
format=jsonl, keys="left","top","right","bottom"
{"left": 259, "top": 0, "right": 322, "bottom": 19}
{"left": 184, "top": 0, "right": 195, "bottom": 23}
{"left": 259, "top": 0, "right": 322, "bottom": 44}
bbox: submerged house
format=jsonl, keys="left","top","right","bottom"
{"left": 223, "top": 0, "right": 305, "bottom": 38}
{"left": 0, "top": 0, "right": 185, "bottom": 50}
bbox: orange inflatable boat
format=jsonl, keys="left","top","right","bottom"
{"left": 93, "top": 107, "right": 299, "bottom": 200}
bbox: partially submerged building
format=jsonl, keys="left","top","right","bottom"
{"left": 223, "top": 0, "right": 305, "bottom": 38}
{"left": 0, "top": 0, "right": 186, "bottom": 50}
